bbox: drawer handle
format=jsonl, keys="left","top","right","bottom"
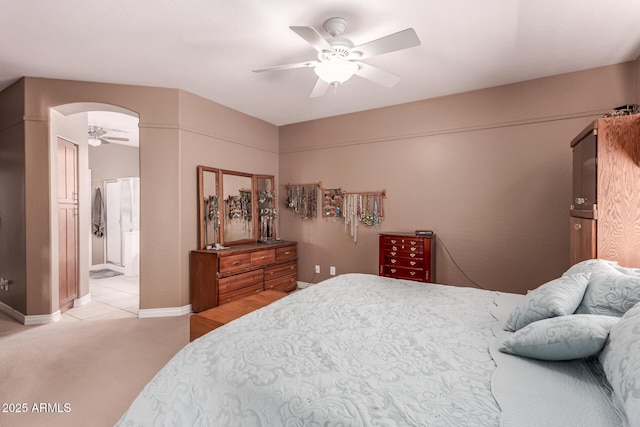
{"left": 574, "top": 223, "right": 581, "bottom": 230}
{"left": 410, "top": 254, "right": 416, "bottom": 258}
{"left": 391, "top": 239, "right": 397, "bottom": 244}
{"left": 225, "top": 298, "right": 231, "bottom": 303}
{"left": 392, "top": 246, "right": 397, "bottom": 251}
{"left": 290, "top": 266, "right": 294, "bottom": 270}
{"left": 255, "top": 289, "right": 261, "bottom": 294}
{"left": 410, "top": 261, "right": 416, "bottom": 266}
{"left": 268, "top": 284, "right": 274, "bottom": 288}
{"left": 390, "top": 268, "right": 396, "bottom": 273}
{"left": 410, "top": 241, "right": 417, "bottom": 245}
{"left": 390, "top": 259, "right": 396, "bottom": 264}
{"left": 225, "top": 283, "right": 231, "bottom": 288}
{"left": 390, "top": 251, "right": 396, "bottom": 256}
{"left": 233, "top": 260, "right": 240, "bottom": 265}
{"left": 410, "top": 271, "right": 416, "bottom": 276}
{"left": 284, "top": 251, "right": 291, "bottom": 255}
{"left": 260, "top": 255, "right": 267, "bottom": 259}
{"left": 410, "top": 247, "right": 417, "bottom": 252}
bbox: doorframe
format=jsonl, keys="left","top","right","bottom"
{"left": 48, "top": 104, "right": 140, "bottom": 317}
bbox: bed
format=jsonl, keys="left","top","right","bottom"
{"left": 117, "top": 260, "right": 640, "bottom": 426}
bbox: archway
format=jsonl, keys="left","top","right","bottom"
{"left": 50, "top": 102, "right": 141, "bottom": 319}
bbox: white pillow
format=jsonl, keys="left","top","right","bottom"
{"left": 499, "top": 314, "right": 618, "bottom": 361}
{"left": 504, "top": 273, "right": 590, "bottom": 332}
{"left": 599, "top": 302, "right": 640, "bottom": 426}
{"left": 564, "top": 259, "right": 640, "bottom": 317}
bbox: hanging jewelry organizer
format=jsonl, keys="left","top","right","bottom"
{"left": 322, "top": 188, "right": 343, "bottom": 218}
{"left": 286, "top": 181, "right": 321, "bottom": 219}
{"left": 342, "top": 190, "right": 386, "bottom": 242}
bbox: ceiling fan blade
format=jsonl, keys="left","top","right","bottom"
{"left": 290, "top": 26, "right": 334, "bottom": 53}
{"left": 310, "top": 78, "right": 330, "bottom": 98}
{"left": 354, "top": 62, "right": 402, "bottom": 87}
{"left": 98, "top": 138, "right": 111, "bottom": 144}
{"left": 253, "top": 60, "right": 318, "bottom": 73}
{"left": 353, "top": 28, "right": 421, "bottom": 59}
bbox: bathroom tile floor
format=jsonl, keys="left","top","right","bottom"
{"left": 62, "top": 273, "right": 139, "bottom": 322}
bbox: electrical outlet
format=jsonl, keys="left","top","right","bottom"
{"left": 330, "top": 266, "right": 336, "bottom": 275}
{"left": 315, "top": 265, "right": 320, "bottom": 274}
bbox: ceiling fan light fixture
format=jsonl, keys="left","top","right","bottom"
{"left": 314, "top": 60, "right": 359, "bottom": 86}
{"left": 88, "top": 138, "right": 102, "bottom": 147}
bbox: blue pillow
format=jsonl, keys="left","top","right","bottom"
{"left": 500, "top": 314, "right": 618, "bottom": 361}
{"left": 504, "top": 273, "right": 590, "bottom": 332}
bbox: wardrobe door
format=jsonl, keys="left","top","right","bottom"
{"left": 569, "top": 217, "right": 596, "bottom": 265}
{"left": 57, "top": 138, "right": 78, "bottom": 312}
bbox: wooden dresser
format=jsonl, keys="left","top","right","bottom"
{"left": 190, "top": 241, "right": 297, "bottom": 312}
{"left": 379, "top": 233, "right": 435, "bottom": 283}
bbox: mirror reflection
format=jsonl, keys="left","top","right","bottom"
{"left": 257, "top": 175, "right": 277, "bottom": 242}
{"left": 197, "top": 166, "right": 219, "bottom": 249}
{"left": 221, "top": 171, "right": 253, "bottom": 244}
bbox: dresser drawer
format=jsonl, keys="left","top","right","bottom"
{"left": 218, "top": 283, "right": 264, "bottom": 305}
{"left": 251, "top": 249, "right": 276, "bottom": 266}
{"left": 384, "top": 243, "right": 424, "bottom": 256}
{"left": 219, "top": 253, "right": 251, "bottom": 273}
{"left": 276, "top": 245, "right": 297, "bottom": 261}
{"left": 265, "top": 273, "right": 297, "bottom": 293}
{"left": 384, "top": 256, "right": 424, "bottom": 269}
{"left": 383, "top": 236, "right": 422, "bottom": 246}
{"left": 381, "top": 266, "right": 427, "bottom": 282}
{"left": 218, "top": 270, "right": 263, "bottom": 294}
{"left": 265, "top": 261, "right": 297, "bottom": 280}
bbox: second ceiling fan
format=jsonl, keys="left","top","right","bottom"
{"left": 253, "top": 17, "right": 421, "bottom": 97}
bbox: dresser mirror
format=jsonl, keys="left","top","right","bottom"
{"left": 198, "top": 167, "right": 277, "bottom": 247}
{"left": 220, "top": 169, "right": 254, "bottom": 245}
{"left": 256, "top": 175, "right": 277, "bottom": 242}
{"left": 197, "top": 166, "right": 220, "bottom": 249}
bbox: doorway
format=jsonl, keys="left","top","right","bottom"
{"left": 50, "top": 104, "right": 140, "bottom": 320}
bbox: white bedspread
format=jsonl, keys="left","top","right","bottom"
{"left": 118, "top": 274, "right": 501, "bottom": 426}
{"left": 117, "top": 273, "right": 623, "bottom": 426}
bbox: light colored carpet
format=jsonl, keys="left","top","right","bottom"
{"left": 0, "top": 310, "right": 190, "bottom": 426}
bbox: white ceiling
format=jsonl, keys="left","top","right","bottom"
{"left": 2, "top": 0, "right": 640, "bottom": 126}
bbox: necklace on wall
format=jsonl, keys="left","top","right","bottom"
{"left": 286, "top": 182, "right": 320, "bottom": 219}
{"left": 342, "top": 190, "right": 386, "bottom": 242}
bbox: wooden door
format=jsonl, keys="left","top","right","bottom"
{"left": 569, "top": 216, "right": 596, "bottom": 266}
{"left": 57, "top": 138, "right": 78, "bottom": 312}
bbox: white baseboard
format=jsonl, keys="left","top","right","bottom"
{"left": 296, "top": 281, "right": 315, "bottom": 289}
{"left": 74, "top": 293, "right": 92, "bottom": 308}
{"left": 138, "top": 304, "right": 192, "bottom": 318}
{"left": 0, "top": 301, "right": 61, "bottom": 325}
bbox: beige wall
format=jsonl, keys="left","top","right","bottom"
{"left": 278, "top": 62, "right": 637, "bottom": 294}
{"left": 0, "top": 79, "right": 26, "bottom": 313}
{"left": 2, "top": 77, "right": 277, "bottom": 317}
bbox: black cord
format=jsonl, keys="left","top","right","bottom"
{"left": 435, "top": 235, "right": 487, "bottom": 290}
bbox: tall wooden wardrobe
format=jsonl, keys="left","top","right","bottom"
{"left": 569, "top": 114, "right": 640, "bottom": 267}
{"left": 57, "top": 138, "right": 78, "bottom": 312}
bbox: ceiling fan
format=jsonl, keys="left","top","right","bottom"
{"left": 87, "top": 125, "right": 130, "bottom": 146}
{"left": 253, "top": 17, "right": 421, "bottom": 97}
